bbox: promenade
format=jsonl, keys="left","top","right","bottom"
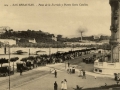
{"left": 7, "top": 63, "right": 116, "bottom": 90}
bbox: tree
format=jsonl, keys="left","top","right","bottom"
{"left": 10, "top": 57, "right": 19, "bottom": 73}
{"left": 21, "top": 57, "right": 28, "bottom": 62}
{"left": 0, "top": 58, "right": 8, "bottom": 67}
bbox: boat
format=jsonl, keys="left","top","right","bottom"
{"left": 35, "top": 50, "right": 46, "bottom": 55}
{"left": 12, "top": 50, "right": 28, "bottom": 55}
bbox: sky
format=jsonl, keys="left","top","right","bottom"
{"left": 0, "top": 0, "right": 111, "bottom": 37}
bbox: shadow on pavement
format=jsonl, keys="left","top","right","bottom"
{"left": 83, "top": 84, "right": 120, "bottom": 90}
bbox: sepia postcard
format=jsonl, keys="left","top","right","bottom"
{"left": 0, "top": 0, "right": 119, "bottom": 90}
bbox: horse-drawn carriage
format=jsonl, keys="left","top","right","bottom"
{"left": 16, "top": 62, "right": 28, "bottom": 72}
{"left": 0, "top": 65, "right": 14, "bottom": 76}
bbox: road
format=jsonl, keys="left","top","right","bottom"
{"left": 0, "top": 65, "right": 53, "bottom": 90}
{"left": 0, "top": 60, "right": 116, "bottom": 90}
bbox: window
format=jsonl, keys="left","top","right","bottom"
{"left": 95, "top": 69, "right": 97, "bottom": 72}
{"left": 99, "top": 70, "right": 102, "bottom": 72}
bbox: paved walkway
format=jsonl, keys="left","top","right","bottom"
{"left": 48, "top": 63, "right": 114, "bottom": 78}
{"left": 7, "top": 63, "right": 116, "bottom": 90}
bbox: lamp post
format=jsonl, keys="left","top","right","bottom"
{"left": 65, "top": 60, "right": 66, "bottom": 69}
{"left": 29, "top": 48, "right": 30, "bottom": 56}
{"left": 57, "top": 41, "right": 58, "bottom": 53}
{"left": 4, "top": 41, "right": 10, "bottom": 90}
{"left": 73, "top": 44, "right": 74, "bottom": 51}
{"left": 8, "top": 43, "right": 10, "bottom": 90}
{"left": 49, "top": 44, "right": 51, "bottom": 56}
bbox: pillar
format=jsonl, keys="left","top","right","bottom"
{"left": 109, "top": 0, "right": 120, "bottom": 63}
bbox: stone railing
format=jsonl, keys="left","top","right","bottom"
{"left": 94, "top": 61, "right": 120, "bottom": 69}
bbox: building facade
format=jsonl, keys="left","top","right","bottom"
{"left": 0, "top": 39, "right": 16, "bottom": 45}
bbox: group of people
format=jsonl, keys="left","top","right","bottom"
{"left": 51, "top": 55, "right": 87, "bottom": 90}
{"left": 51, "top": 68, "right": 67, "bottom": 90}
{"left": 54, "top": 79, "right": 67, "bottom": 90}
{"left": 78, "top": 69, "right": 86, "bottom": 79}
{"left": 67, "top": 62, "right": 76, "bottom": 74}
{"left": 50, "top": 68, "right": 58, "bottom": 78}
{"left": 61, "top": 79, "right": 67, "bottom": 90}
{"left": 67, "top": 67, "right": 75, "bottom": 74}
{"left": 82, "top": 57, "right": 95, "bottom": 64}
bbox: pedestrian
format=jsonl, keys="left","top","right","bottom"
{"left": 72, "top": 67, "right": 75, "bottom": 74}
{"left": 68, "top": 62, "right": 70, "bottom": 67}
{"left": 54, "top": 81, "right": 58, "bottom": 90}
{"left": 105, "top": 83, "right": 107, "bottom": 86}
{"left": 61, "top": 81, "right": 64, "bottom": 90}
{"left": 20, "top": 67, "right": 23, "bottom": 76}
{"left": 94, "top": 75, "right": 96, "bottom": 79}
{"left": 63, "top": 79, "right": 67, "bottom": 90}
{"left": 117, "top": 76, "right": 120, "bottom": 81}
{"left": 78, "top": 70, "right": 81, "bottom": 77}
{"left": 69, "top": 67, "right": 72, "bottom": 74}
{"left": 82, "top": 70, "right": 86, "bottom": 79}
{"left": 80, "top": 69, "right": 83, "bottom": 77}
{"left": 50, "top": 68, "right": 52, "bottom": 73}
{"left": 54, "top": 70, "right": 57, "bottom": 78}
{"left": 67, "top": 67, "right": 69, "bottom": 74}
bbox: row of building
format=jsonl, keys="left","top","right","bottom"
{"left": 0, "top": 38, "right": 36, "bottom": 45}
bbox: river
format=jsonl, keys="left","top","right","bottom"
{"left": 0, "top": 47, "right": 85, "bottom": 66}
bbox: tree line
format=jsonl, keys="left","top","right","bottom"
{"left": 0, "top": 29, "right": 110, "bottom": 49}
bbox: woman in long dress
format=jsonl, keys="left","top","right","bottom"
{"left": 63, "top": 79, "right": 67, "bottom": 90}
{"left": 78, "top": 70, "right": 81, "bottom": 77}
{"left": 61, "top": 81, "right": 64, "bottom": 90}
{"left": 80, "top": 69, "right": 83, "bottom": 77}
